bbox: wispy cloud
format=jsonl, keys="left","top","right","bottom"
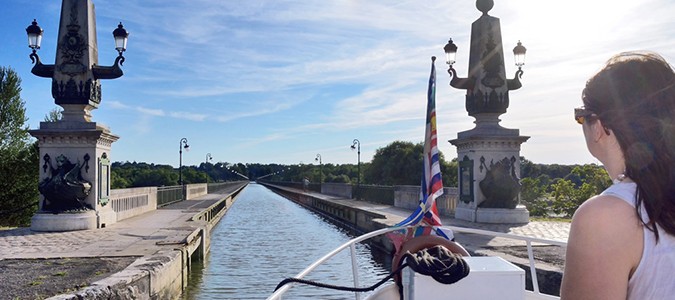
{"left": 108, "top": 100, "right": 207, "bottom": 121}
{"left": 9, "top": 0, "right": 675, "bottom": 165}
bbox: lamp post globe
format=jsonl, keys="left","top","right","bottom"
{"left": 513, "top": 40, "right": 527, "bottom": 69}
{"left": 26, "top": 19, "right": 43, "bottom": 51}
{"left": 443, "top": 39, "right": 458, "bottom": 66}
{"left": 112, "top": 22, "right": 129, "bottom": 56}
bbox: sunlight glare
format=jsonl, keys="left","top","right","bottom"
{"left": 508, "top": 0, "right": 640, "bottom": 44}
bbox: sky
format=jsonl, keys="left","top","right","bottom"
{"left": 1, "top": 0, "right": 675, "bottom": 168}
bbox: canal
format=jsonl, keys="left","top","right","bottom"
{"left": 182, "top": 182, "right": 391, "bottom": 300}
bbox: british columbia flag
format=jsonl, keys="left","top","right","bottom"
{"left": 390, "top": 57, "right": 451, "bottom": 244}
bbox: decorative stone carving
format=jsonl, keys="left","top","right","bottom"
{"left": 478, "top": 156, "right": 520, "bottom": 208}
{"left": 38, "top": 154, "right": 92, "bottom": 212}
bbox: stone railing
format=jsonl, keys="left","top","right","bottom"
{"left": 110, "top": 183, "right": 211, "bottom": 222}
{"left": 304, "top": 182, "right": 459, "bottom": 216}
{"left": 321, "top": 182, "right": 353, "bottom": 198}
{"left": 186, "top": 183, "right": 208, "bottom": 200}
{"left": 110, "top": 187, "right": 158, "bottom": 222}
{"left": 394, "top": 185, "right": 458, "bottom": 217}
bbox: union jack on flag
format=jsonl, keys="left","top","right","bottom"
{"left": 390, "top": 57, "right": 451, "bottom": 245}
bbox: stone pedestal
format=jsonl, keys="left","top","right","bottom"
{"left": 455, "top": 206, "right": 530, "bottom": 224}
{"left": 450, "top": 114, "right": 530, "bottom": 223}
{"left": 30, "top": 210, "right": 98, "bottom": 232}
{"left": 29, "top": 121, "right": 119, "bottom": 231}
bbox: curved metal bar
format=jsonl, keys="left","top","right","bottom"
{"left": 29, "top": 52, "right": 55, "bottom": 78}
{"left": 448, "top": 66, "right": 474, "bottom": 90}
{"left": 266, "top": 225, "right": 566, "bottom": 300}
{"left": 92, "top": 55, "right": 125, "bottom": 80}
{"left": 507, "top": 68, "right": 524, "bottom": 91}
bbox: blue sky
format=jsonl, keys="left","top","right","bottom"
{"left": 2, "top": 0, "right": 675, "bottom": 167}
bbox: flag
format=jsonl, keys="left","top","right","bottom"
{"left": 390, "top": 57, "right": 450, "bottom": 246}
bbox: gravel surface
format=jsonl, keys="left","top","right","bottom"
{"left": 0, "top": 257, "right": 137, "bottom": 300}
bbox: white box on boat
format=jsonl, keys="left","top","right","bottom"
{"left": 403, "top": 256, "right": 525, "bottom": 300}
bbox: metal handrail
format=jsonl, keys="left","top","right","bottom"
{"left": 267, "top": 225, "right": 566, "bottom": 300}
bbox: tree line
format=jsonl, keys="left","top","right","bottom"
{"left": 1, "top": 66, "right": 608, "bottom": 227}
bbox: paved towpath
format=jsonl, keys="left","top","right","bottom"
{"left": 0, "top": 194, "right": 224, "bottom": 260}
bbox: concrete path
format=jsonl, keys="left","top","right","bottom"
{"left": 0, "top": 195, "right": 222, "bottom": 260}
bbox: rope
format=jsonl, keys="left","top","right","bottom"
{"left": 274, "top": 264, "right": 404, "bottom": 293}
{"left": 273, "top": 245, "right": 470, "bottom": 295}
{"left": 401, "top": 245, "right": 470, "bottom": 285}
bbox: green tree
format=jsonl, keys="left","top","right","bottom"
{"left": 44, "top": 107, "right": 63, "bottom": 122}
{"left": 520, "top": 177, "right": 549, "bottom": 216}
{"left": 0, "top": 67, "right": 39, "bottom": 226}
{"left": 364, "top": 141, "right": 455, "bottom": 187}
{"left": 365, "top": 141, "right": 423, "bottom": 185}
{"left": 441, "top": 157, "right": 458, "bottom": 187}
{"left": 110, "top": 170, "right": 130, "bottom": 189}
{"left": 0, "top": 67, "right": 30, "bottom": 150}
{"left": 550, "top": 179, "right": 598, "bottom": 218}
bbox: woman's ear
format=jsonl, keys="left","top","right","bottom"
{"left": 591, "top": 119, "right": 609, "bottom": 142}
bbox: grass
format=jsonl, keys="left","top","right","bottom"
{"left": 52, "top": 271, "right": 67, "bottom": 277}
{"left": 530, "top": 216, "right": 572, "bottom": 223}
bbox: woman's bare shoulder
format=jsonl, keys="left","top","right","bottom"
{"left": 561, "top": 194, "right": 644, "bottom": 299}
{"left": 572, "top": 194, "right": 639, "bottom": 229}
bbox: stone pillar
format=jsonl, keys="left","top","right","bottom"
{"left": 450, "top": 115, "right": 529, "bottom": 223}
{"left": 446, "top": 0, "right": 530, "bottom": 223}
{"left": 30, "top": 122, "right": 119, "bottom": 231}
{"left": 26, "top": 0, "right": 126, "bottom": 231}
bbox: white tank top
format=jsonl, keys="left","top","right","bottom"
{"left": 601, "top": 182, "right": 675, "bottom": 299}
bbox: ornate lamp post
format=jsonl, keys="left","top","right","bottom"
{"left": 351, "top": 139, "right": 361, "bottom": 186}
{"left": 26, "top": 3, "right": 129, "bottom": 122}
{"left": 315, "top": 153, "right": 322, "bottom": 184}
{"left": 443, "top": 18, "right": 526, "bottom": 118}
{"left": 445, "top": 0, "right": 530, "bottom": 223}
{"left": 179, "top": 138, "right": 190, "bottom": 185}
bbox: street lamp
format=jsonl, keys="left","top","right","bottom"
{"left": 443, "top": 0, "right": 526, "bottom": 119}
{"left": 351, "top": 139, "right": 361, "bottom": 186}
{"left": 315, "top": 154, "right": 322, "bottom": 184}
{"left": 204, "top": 153, "right": 212, "bottom": 183}
{"left": 26, "top": 19, "right": 43, "bottom": 53}
{"left": 226, "top": 166, "right": 249, "bottom": 181}
{"left": 26, "top": 2, "right": 129, "bottom": 122}
{"left": 179, "top": 138, "right": 190, "bottom": 185}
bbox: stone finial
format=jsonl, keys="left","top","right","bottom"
{"left": 476, "top": 0, "right": 494, "bottom": 15}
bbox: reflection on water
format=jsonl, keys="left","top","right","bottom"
{"left": 182, "top": 183, "right": 391, "bottom": 300}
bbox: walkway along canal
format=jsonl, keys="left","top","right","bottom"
{"left": 181, "top": 182, "right": 391, "bottom": 300}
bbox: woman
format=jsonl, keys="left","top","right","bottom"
{"left": 561, "top": 52, "right": 675, "bottom": 299}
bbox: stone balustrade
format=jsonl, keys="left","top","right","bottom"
{"left": 110, "top": 186, "right": 158, "bottom": 222}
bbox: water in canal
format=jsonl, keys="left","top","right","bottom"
{"left": 182, "top": 183, "right": 392, "bottom": 300}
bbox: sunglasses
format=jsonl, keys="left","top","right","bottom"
{"left": 574, "top": 107, "right": 598, "bottom": 125}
